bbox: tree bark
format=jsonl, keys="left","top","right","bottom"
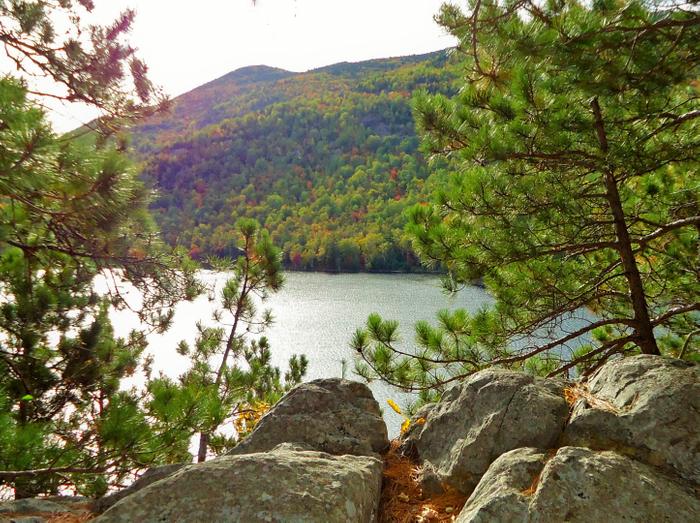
{"left": 591, "top": 97, "right": 660, "bottom": 355}
{"left": 196, "top": 432, "right": 209, "bottom": 463}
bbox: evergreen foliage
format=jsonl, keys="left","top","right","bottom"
{"left": 159, "top": 219, "right": 307, "bottom": 462}
{"left": 0, "top": 77, "right": 199, "bottom": 498}
{"left": 0, "top": 0, "right": 168, "bottom": 132}
{"left": 0, "top": 3, "right": 197, "bottom": 498}
{"left": 354, "top": 0, "right": 699, "bottom": 402}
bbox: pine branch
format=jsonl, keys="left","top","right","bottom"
{"left": 0, "top": 466, "right": 106, "bottom": 480}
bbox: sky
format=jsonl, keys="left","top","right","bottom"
{"left": 21, "top": 0, "right": 457, "bottom": 131}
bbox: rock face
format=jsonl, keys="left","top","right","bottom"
{"left": 454, "top": 447, "right": 546, "bottom": 522}
{"left": 94, "top": 443, "right": 383, "bottom": 523}
{"left": 230, "top": 378, "right": 389, "bottom": 457}
{"left": 94, "top": 379, "right": 388, "bottom": 522}
{"left": 0, "top": 497, "right": 89, "bottom": 523}
{"left": 458, "top": 446, "right": 700, "bottom": 522}
{"left": 7, "top": 356, "right": 698, "bottom": 523}
{"left": 92, "top": 463, "right": 185, "bottom": 513}
{"left": 403, "top": 370, "right": 569, "bottom": 494}
{"left": 563, "top": 355, "right": 700, "bottom": 485}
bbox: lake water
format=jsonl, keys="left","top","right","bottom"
{"left": 110, "top": 271, "right": 495, "bottom": 436}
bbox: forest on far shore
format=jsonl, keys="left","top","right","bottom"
{"left": 131, "top": 51, "right": 460, "bottom": 272}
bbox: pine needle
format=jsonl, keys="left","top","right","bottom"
{"left": 379, "top": 440, "right": 467, "bottom": 522}
{"left": 563, "top": 383, "right": 621, "bottom": 413}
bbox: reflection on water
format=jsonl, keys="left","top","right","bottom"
{"left": 110, "top": 271, "right": 494, "bottom": 436}
{"left": 110, "top": 271, "right": 593, "bottom": 437}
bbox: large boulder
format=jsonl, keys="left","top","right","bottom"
{"left": 458, "top": 446, "right": 700, "bottom": 522}
{"left": 403, "top": 370, "right": 568, "bottom": 494}
{"left": 563, "top": 355, "right": 700, "bottom": 484}
{"left": 94, "top": 443, "right": 383, "bottom": 523}
{"left": 230, "top": 378, "right": 389, "bottom": 457}
{"left": 454, "top": 447, "right": 546, "bottom": 522}
{"left": 92, "top": 463, "right": 186, "bottom": 513}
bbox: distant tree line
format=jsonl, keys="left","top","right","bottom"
{"left": 133, "top": 53, "right": 460, "bottom": 272}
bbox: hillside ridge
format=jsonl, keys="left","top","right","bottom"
{"left": 133, "top": 48, "right": 459, "bottom": 271}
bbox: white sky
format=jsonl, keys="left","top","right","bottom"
{"left": 13, "top": 0, "right": 457, "bottom": 131}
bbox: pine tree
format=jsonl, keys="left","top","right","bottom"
{"left": 1, "top": 0, "right": 167, "bottom": 132}
{"left": 0, "top": 3, "right": 198, "bottom": 498}
{"left": 162, "top": 219, "right": 308, "bottom": 462}
{"left": 354, "top": 0, "right": 699, "bottom": 401}
{"left": 0, "top": 77, "right": 199, "bottom": 498}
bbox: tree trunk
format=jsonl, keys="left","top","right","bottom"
{"left": 603, "top": 170, "right": 660, "bottom": 354}
{"left": 196, "top": 431, "right": 209, "bottom": 463}
{"left": 591, "top": 97, "right": 660, "bottom": 356}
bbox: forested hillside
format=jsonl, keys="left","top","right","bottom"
{"left": 133, "top": 50, "right": 459, "bottom": 271}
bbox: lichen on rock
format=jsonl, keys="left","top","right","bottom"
{"left": 457, "top": 446, "right": 700, "bottom": 522}
{"left": 229, "top": 378, "right": 389, "bottom": 458}
{"left": 94, "top": 444, "right": 382, "bottom": 523}
{"left": 401, "top": 369, "right": 569, "bottom": 495}
{"left": 563, "top": 355, "right": 700, "bottom": 485}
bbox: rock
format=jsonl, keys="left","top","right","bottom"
{"left": 564, "top": 355, "right": 700, "bottom": 484}
{"left": 92, "top": 463, "right": 186, "bottom": 513}
{"left": 0, "top": 497, "right": 89, "bottom": 523}
{"left": 230, "top": 378, "right": 389, "bottom": 457}
{"left": 404, "top": 370, "right": 568, "bottom": 494}
{"left": 94, "top": 443, "right": 383, "bottom": 523}
{"left": 456, "top": 448, "right": 548, "bottom": 522}
{"left": 458, "top": 446, "right": 700, "bottom": 522}
{"left": 0, "top": 499, "right": 70, "bottom": 515}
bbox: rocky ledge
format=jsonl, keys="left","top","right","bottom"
{"left": 2, "top": 355, "right": 698, "bottom": 522}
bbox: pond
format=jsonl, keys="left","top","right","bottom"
{"left": 110, "top": 271, "right": 495, "bottom": 436}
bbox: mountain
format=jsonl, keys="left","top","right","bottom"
{"left": 132, "top": 49, "right": 459, "bottom": 271}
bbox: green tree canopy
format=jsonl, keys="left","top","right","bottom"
{"left": 354, "top": 0, "right": 699, "bottom": 402}
{"left": 172, "top": 219, "right": 307, "bottom": 462}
